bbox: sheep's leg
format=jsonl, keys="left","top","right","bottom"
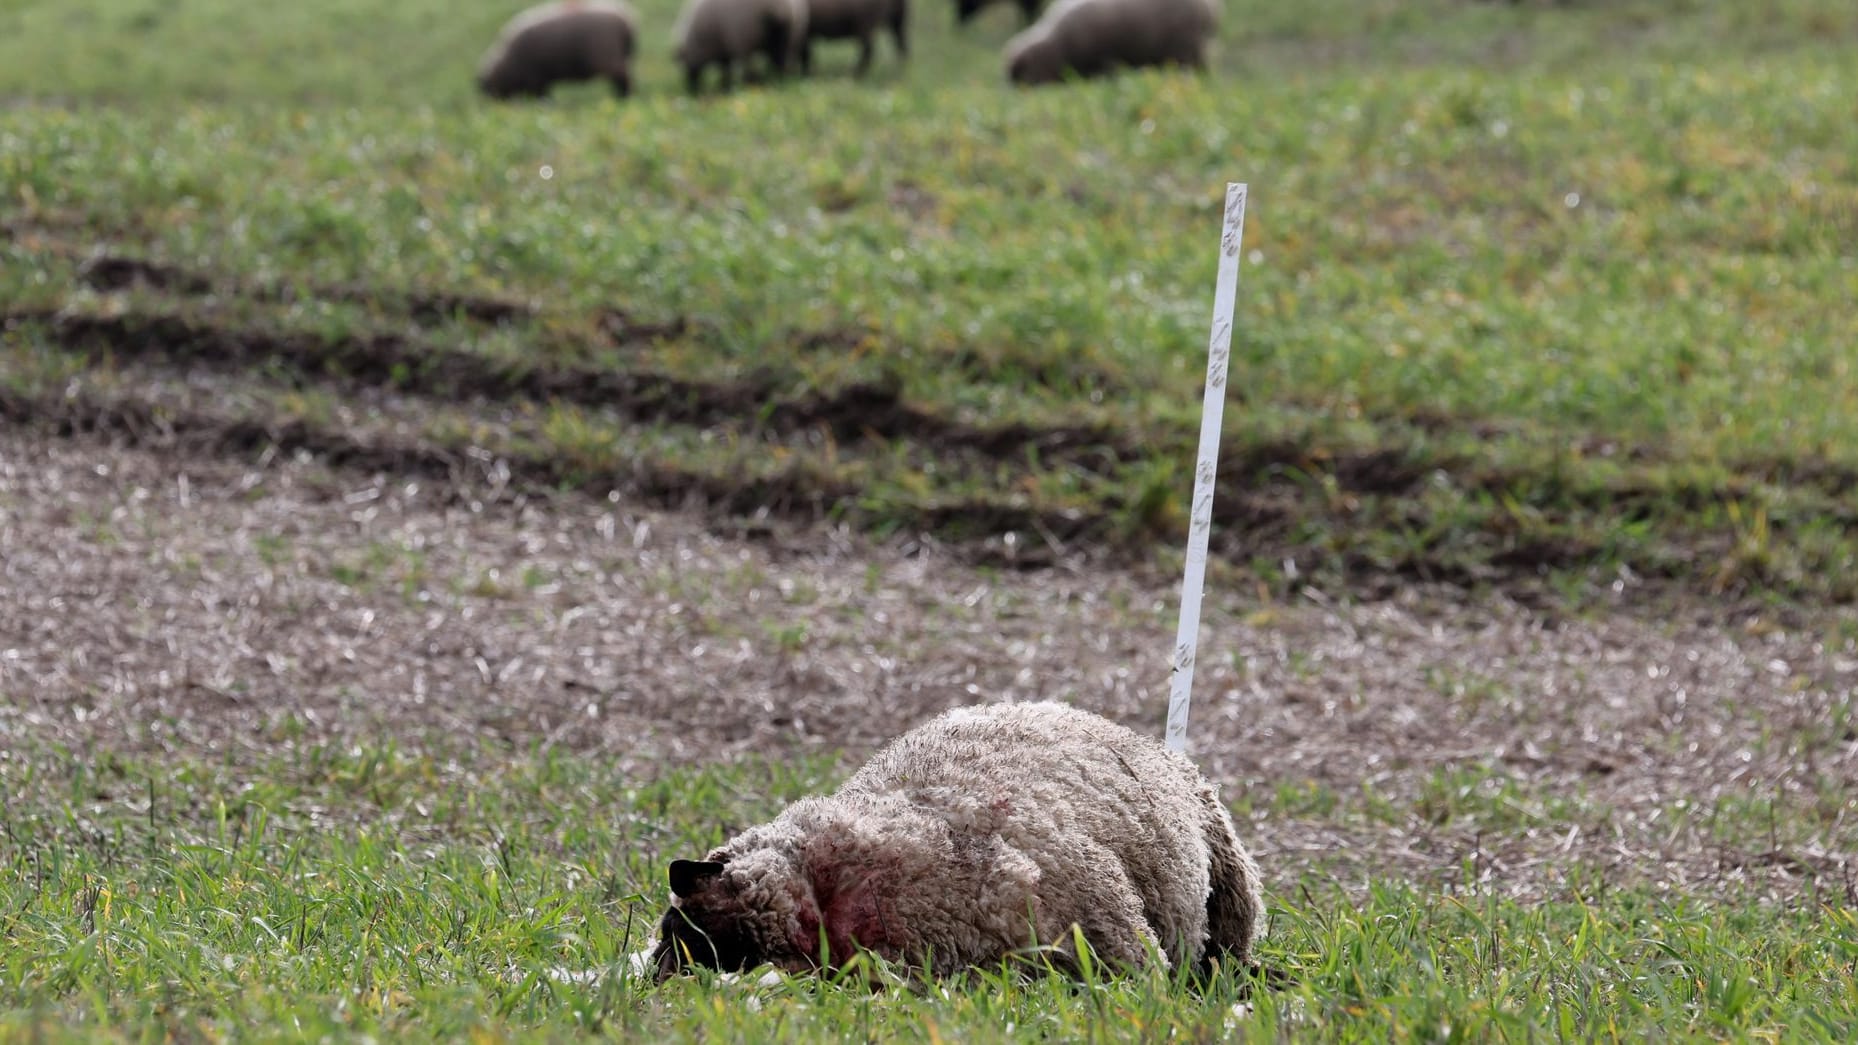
{"left": 854, "top": 33, "right": 874, "bottom": 76}
{"left": 685, "top": 62, "right": 703, "bottom": 95}
{"left": 891, "top": 0, "right": 909, "bottom": 59}
{"left": 799, "top": 38, "right": 813, "bottom": 75}
{"left": 719, "top": 59, "right": 736, "bottom": 92}
{"left": 765, "top": 16, "right": 792, "bottom": 78}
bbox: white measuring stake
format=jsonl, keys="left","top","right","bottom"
{"left": 1165, "top": 182, "right": 1248, "bottom": 754}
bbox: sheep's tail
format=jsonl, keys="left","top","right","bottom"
{"left": 1198, "top": 787, "right": 1264, "bottom": 973}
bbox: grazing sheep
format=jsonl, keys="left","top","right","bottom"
{"left": 476, "top": 0, "right": 639, "bottom": 100}
{"left": 652, "top": 700, "right": 1265, "bottom": 980}
{"left": 1004, "top": 0, "right": 1217, "bottom": 87}
{"left": 800, "top": 0, "right": 909, "bottom": 77}
{"left": 674, "top": 0, "right": 810, "bottom": 94}
{"left": 953, "top": 0, "right": 1045, "bottom": 27}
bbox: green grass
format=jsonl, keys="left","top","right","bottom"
{"left": 6, "top": 1, "right": 1856, "bottom": 599}
{"left": 3, "top": 742, "right": 1855, "bottom": 1042}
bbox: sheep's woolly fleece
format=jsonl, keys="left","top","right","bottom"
{"left": 673, "top": 0, "right": 810, "bottom": 81}
{"left": 1004, "top": 0, "right": 1218, "bottom": 85}
{"left": 651, "top": 699, "right": 1264, "bottom": 979}
{"left": 476, "top": 0, "right": 639, "bottom": 98}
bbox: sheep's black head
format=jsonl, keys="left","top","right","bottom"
{"left": 477, "top": 58, "right": 540, "bottom": 100}
{"left": 652, "top": 855, "right": 814, "bottom": 981}
{"left": 1005, "top": 36, "right": 1067, "bottom": 86}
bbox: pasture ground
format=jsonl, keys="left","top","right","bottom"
{"left": 3, "top": 0, "right": 1858, "bottom": 1038}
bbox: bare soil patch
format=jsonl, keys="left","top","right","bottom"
{"left": 3, "top": 425, "right": 1854, "bottom": 905}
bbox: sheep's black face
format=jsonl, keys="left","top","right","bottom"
{"left": 478, "top": 66, "right": 528, "bottom": 100}
{"left": 653, "top": 903, "right": 763, "bottom": 979}
{"left": 651, "top": 859, "right": 766, "bottom": 981}
{"left": 1008, "top": 43, "right": 1065, "bottom": 87}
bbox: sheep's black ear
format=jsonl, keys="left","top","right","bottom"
{"left": 669, "top": 859, "right": 725, "bottom": 898}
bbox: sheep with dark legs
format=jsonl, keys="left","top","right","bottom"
{"left": 674, "top": 0, "right": 810, "bottom": 94}
{"left": 800, "top": 0, "right": 909, "bottom": 77}
{"left": 652, "top": 701, "right": 1264, "bottom": 980}
{"left": 476, "top": 1, "right": 639, "bottom": 100}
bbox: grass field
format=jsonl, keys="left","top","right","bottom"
{"left": 3, "top": 0, "right": 1858, "bottom": 1039}
{"left": 4, "top": 740, "right": 1855, "bottom": 1040}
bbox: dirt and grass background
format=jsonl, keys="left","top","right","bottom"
{"left": 4, "top": 0, "right": 1858, "bottom": 1039}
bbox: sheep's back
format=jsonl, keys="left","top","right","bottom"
{"left": 485, "top": 2, "right": 637, "bottom": 78}
{"left": 676, "top": 0, "right": 758, "bottom": 63}
{"left": 805, "top": 0, "right": 898, "bottom": 36}
{"left": 844, "top": 702, "right": 1207, "bottom": 804}
{"left": 678, "top": 0, "right": 805, "bottom": 62}
{"left": 1036, "top": 0, "right": 1217, "bottom": 69}
{"left": 841, "top": 701, "right": 1217, "bottom": 954}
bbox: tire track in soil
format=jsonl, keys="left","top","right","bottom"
{"left": 0, "top": 382, "right": 1115, "bottom": 569}
{"left": 60, "top": 251, "right": 1470, "bottom": 495}
{"left": 40, "top": 248, "right": 1858, "bottom": 510}
{"left": 14, "top": 250, "right": 1842, "bottom": 593}
{"left": 76, "top": 251, "right": 535, "bottom": 327}
{"left": 59, "top": 250, "right": 1145, "bottom": 473}
{"left": 0, "top": 315, "right": 1687, "bottom": 583}
{"left": 0, "top": 372, "right": 1642, "bottom": 588}
{"left": 8, "top": 306, "right": 1454, "bottom": 502}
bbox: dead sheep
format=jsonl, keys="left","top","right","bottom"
{"left": 674, "top": 0, "right": 810, "bottom": 94}
{"left": 954, "top": 0, "right": 1045, "bottom": 27}
{"left": 476, "top": 0, "right": 639, "bottom": 100}
{"left": 651, "top": 700, "right": 1265, "bottom": 980}
{"left": 1004, "top": 0, "right": 1218, "bottom": 87}
{"left": 800, "top": 0, "right": 909, "bottom": 77}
